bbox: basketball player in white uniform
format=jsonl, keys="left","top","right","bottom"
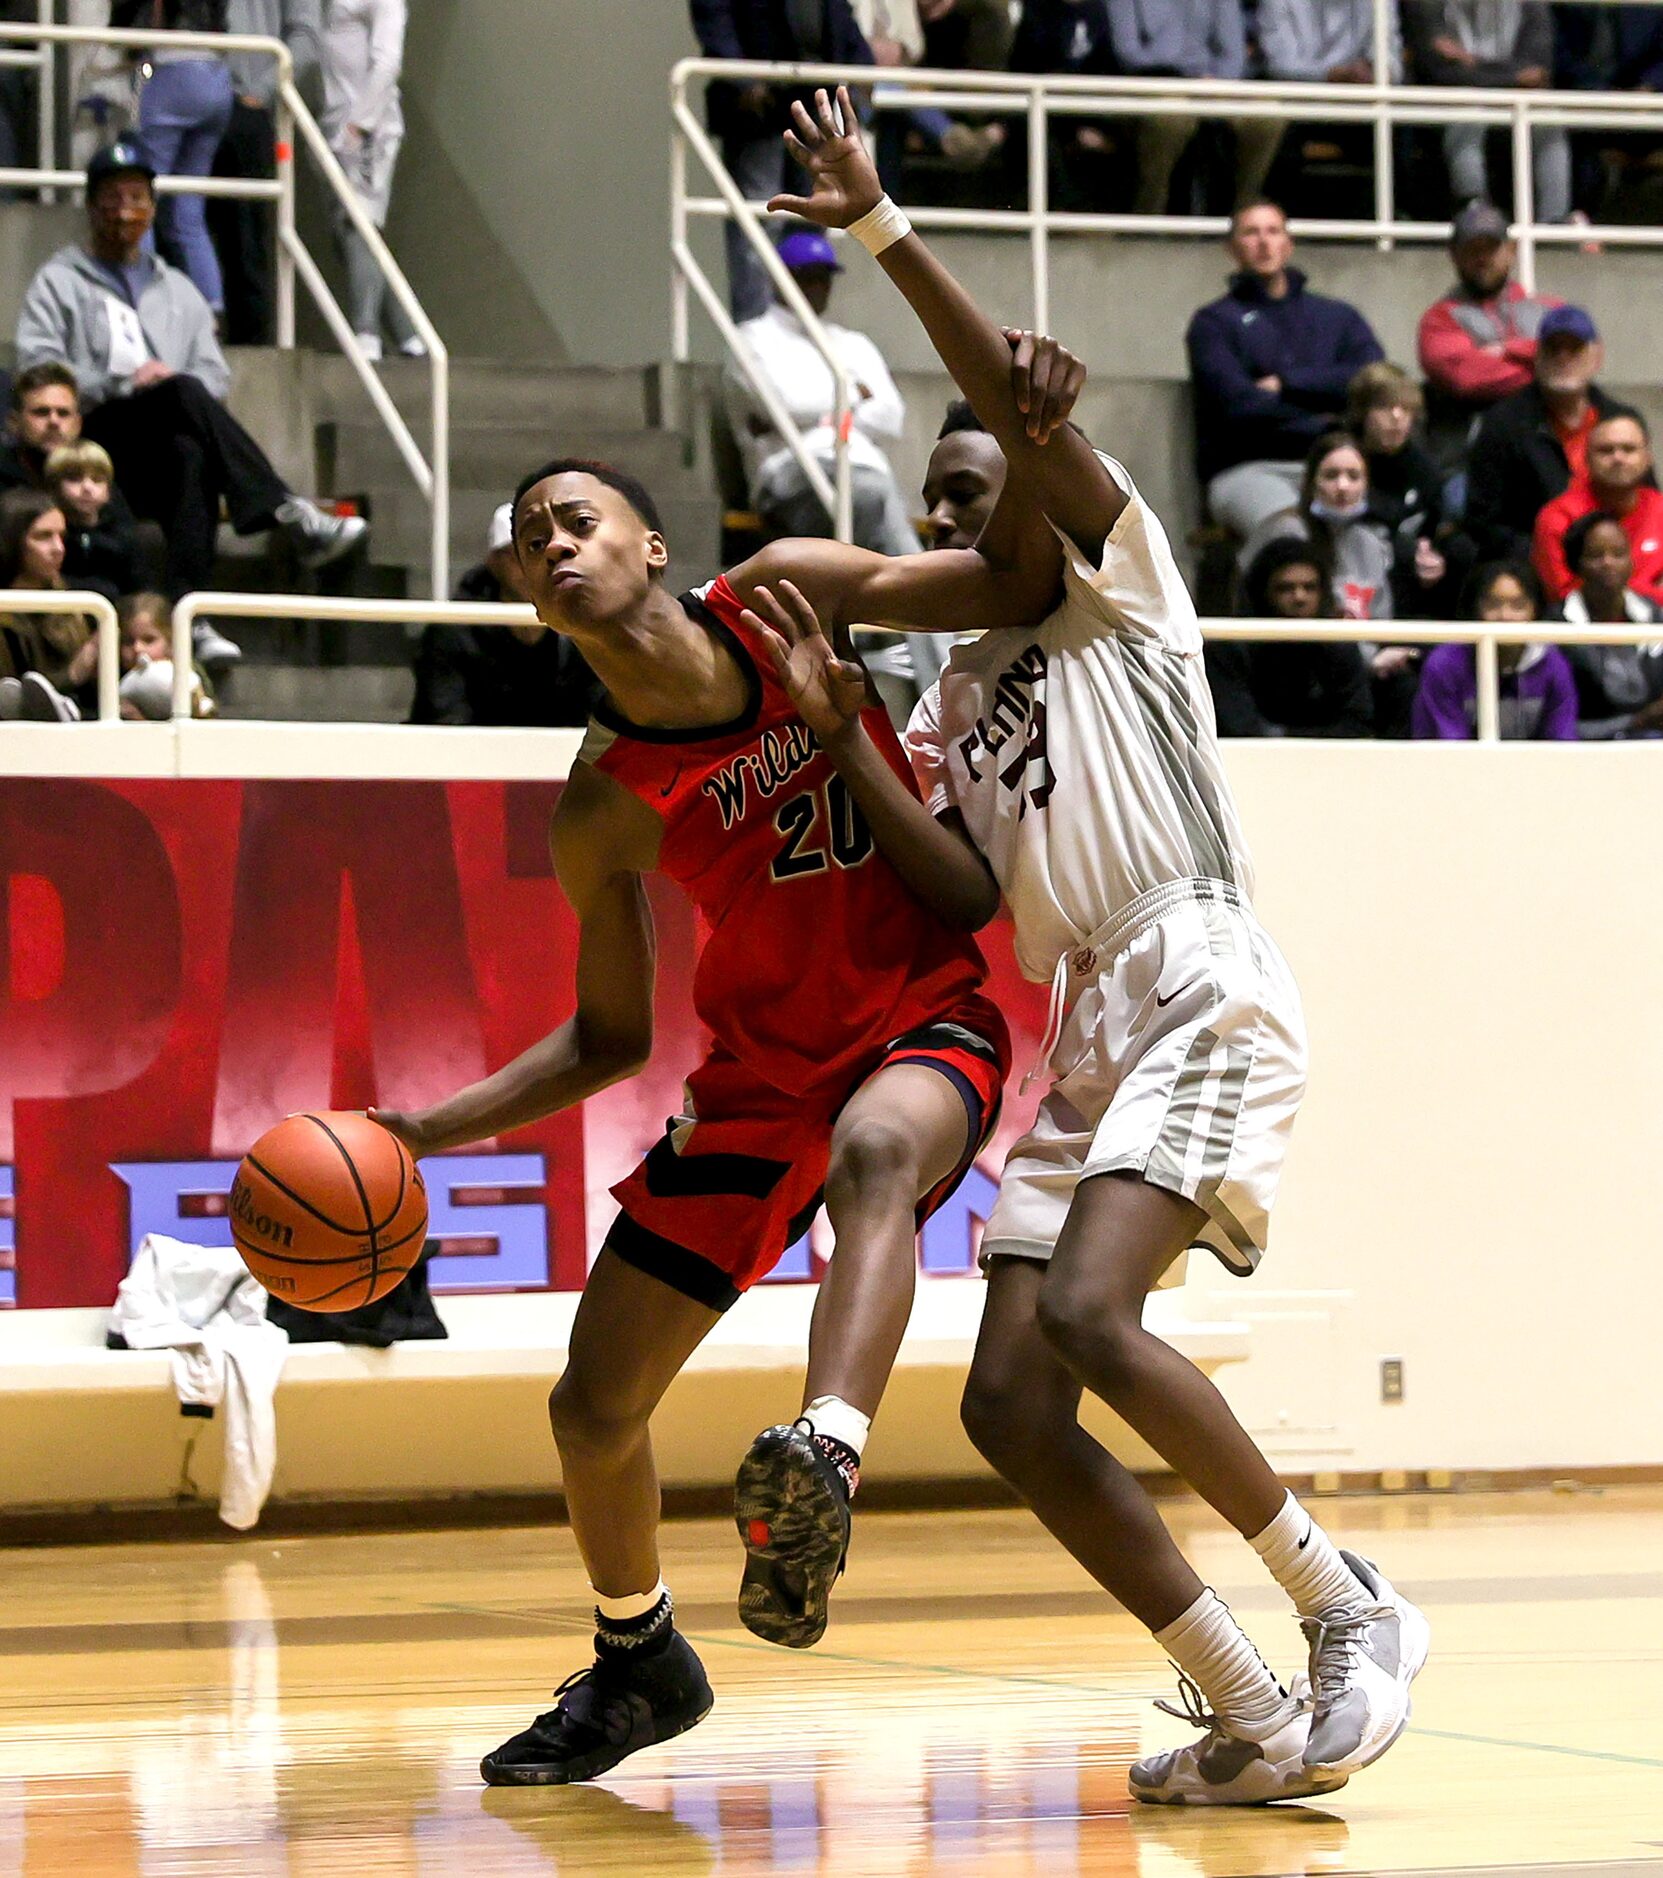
{"left": 750, "top": 88, "right": 1429, "bottom": 1806}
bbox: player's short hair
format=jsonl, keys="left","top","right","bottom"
{"left": 1560, "top": 509, "right": 1631, "bottom": 577}
{"left": 11, "top": 361, "right": 79, "bottom": 409}
{"left": 510, "top": 457, "right": 663, "bottom": 538}
{"left": 938, "top": 399, "right": 987, "bottom": 439}
{"left": 43, "top": 439, "right": 113, "bottom": 486}
{"left": 1240, "top": 533, "right": 1335, "bottom": 619}
{"left": 1464, "top": 558, "right": 1545, "bottom": 618}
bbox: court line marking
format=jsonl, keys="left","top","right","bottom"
{"left": 430, "top": 1600, "right": 1663, "bottom": 1770}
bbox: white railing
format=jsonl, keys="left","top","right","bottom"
{"left": 671, "top": 47, "right": 1663, "bottom": 543}
{"left": 0, "top": 18, "right": 449, "bottom": 598}
{"left": 4, "top": 588, "right": 119, "bottom": 721}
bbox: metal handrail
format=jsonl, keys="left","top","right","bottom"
{"left": 157, "top": 590, "right": 1663, "bottom": 746}
{"left": 2, "top": 589, "right": 120, "bottom": 722}
{"left": 0, "top": 18, "right": 449, "bottom": 598}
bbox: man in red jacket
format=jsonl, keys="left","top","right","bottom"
{"left": 1418, "top": 203, "right": 1562, "bottom": 420}
{"left": 1533, "top": 412, "right": 1663, "bottom": 604}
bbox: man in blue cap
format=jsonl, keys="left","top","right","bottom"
{"left": 1465, "top": 302, "right": 1644, "bottom": 562}
{"left": 15, "top": 140, "right": 366, "bottom": 601}
{"left": 725, "top": 222, "right": 936, "bottom": 713}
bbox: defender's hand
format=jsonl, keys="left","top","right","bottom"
{"left": 1002, "top": 327, "right": 1087, "bottom": 443}
{"left": 742, "top": 580, "right": 868, "bottom": 747}
{"left": 769, "top": 86, "right": 884, "bottom": 230}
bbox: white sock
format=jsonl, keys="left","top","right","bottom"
{"left": 594, "top": 1579, "right": 667, "bottom": 1623}
{"left": 1250, "top": 1490, "right": 1370, "bottom": 1619}
{"left": 799, "top": 1394, "right": 871, "bottom": 1459}
{"left": 1155, "top": 1589, "right": 1294, "bottom": 1742}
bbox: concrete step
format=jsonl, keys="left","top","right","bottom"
{"left": 220, "top": 662, "right": 415, "bottom": 724}
{"left": 308, "top": 354, "right": 659, "bottom": 431}
{"left": 0, "top": 200, "right": 83, "bottom": 342}
{"left": 317, "top": 420, "right": 698, "bottom": 501}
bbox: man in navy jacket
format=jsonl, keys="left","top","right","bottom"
{"left": 690, "top": 0, "right": 873, "bottom": 321}
{"left": 1186, "top": 199, "right": 1384, "bottom": 536}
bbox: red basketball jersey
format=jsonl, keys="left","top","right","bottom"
{"left": 577, "top": 577, "right": 990, "bottom": 1096}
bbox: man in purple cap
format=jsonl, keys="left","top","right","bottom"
{"left": 1417, "top": 202, "right": 1563, "bottom": 420}
{"left": 1464, "top": 301, "right": 1642, "bottom": 561}
{"left": 725, "top": 222, "right": 934, "bottom": 711}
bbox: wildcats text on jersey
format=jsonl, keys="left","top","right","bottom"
{"left": 956, "top": 642, "right": 1055, "bottom": 817}
{"left": 702, "top": 721, "right": 820, "bottom": 831}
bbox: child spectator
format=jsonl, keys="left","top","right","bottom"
{"left": 44, "top": 440, "right": 146, "bottom": 602}
{"left": 1557, "top": 512, "right": 1663, "bottom": 739}
{"left": 1347, "top": 361, "right": 1473, "bottom": 617}
{"left": 1208, "top": 535, "right": 1374, "bottom": 737}
{"left": 1532, "top": 412, "right": 1663, "bottom": 606}
{"left": 0, "top": 487, "right": 94, "bottom": 721}
{"left": 1239, "top": 428, "right": 1398, "bottom": 620}
{"left": 1411, "top": 560, "right": 1577, "bottom": 739}
{"left": 117, "top": 589, "right": 215, "bottom": 719}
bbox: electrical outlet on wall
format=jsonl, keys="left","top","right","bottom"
{"left": 1380, "top": 1357, "right": 1404, "bottom": 1403}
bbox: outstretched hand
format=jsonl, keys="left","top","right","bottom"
{"left": 742, "top": 580, "right": 868, "bottom": 747}
{"left": 769, "top": 85, "right": 885, "bottom": 230}
{"left": 1001, "top": 327, "right": 1087, "bottom": 444}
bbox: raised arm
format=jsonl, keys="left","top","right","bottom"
{"left": 771, "top": 87, "right": 1126, "bottom": 561}
{"left": 372, "top": 764, "right": 659, "bottom": 1153}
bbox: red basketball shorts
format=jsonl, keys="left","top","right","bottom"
{"left": 605, "top": 994, "right": 1010, "bottom": 1310}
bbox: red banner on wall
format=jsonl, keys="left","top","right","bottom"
{"left": 1, "top": 779, "right": 1049, "bottom": 1311}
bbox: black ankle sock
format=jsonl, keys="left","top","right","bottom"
{"left": 809, "top": 1430, "right": 860, "bottom": 1499}
{"left": 594, "top": 1590, "right": 674, "bottom": 1663}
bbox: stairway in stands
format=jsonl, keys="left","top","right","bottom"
{"left": 215, "top": 352, "right": 721, "bottom": 722}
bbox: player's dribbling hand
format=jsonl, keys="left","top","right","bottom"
{"left": 742, "top": 581, "right": 868, "bottom": 747}
{"left": 768, "top": 86, "right": 885, "bottom": 230}
{"left": 1001, "top": 327, "right": 1087, "bottom": 444}
{"left": 367, "top": 1107, "right": 432, "bottom": 1158}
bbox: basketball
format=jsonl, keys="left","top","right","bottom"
{"left": 231, "top": 1111, "right": 429, "bottom": 1312}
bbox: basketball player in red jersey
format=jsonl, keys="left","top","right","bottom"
{"left": 374, "top": 351, "right": 1079, "bottom": 1784}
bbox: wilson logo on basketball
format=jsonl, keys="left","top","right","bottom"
{"left": 230, "top": 1176, "right": 296, "bottom": 1249}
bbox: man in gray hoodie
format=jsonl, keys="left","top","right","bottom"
{"left": 15, "top": 140, "right": 363, "bottom": 597}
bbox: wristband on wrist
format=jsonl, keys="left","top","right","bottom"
{"left": 847, "top": 195, "right": 913, "bottom": 257}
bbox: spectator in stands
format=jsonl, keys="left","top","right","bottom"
{"left": 1347, "top": 361, "right": 1472, "bottom": 617}
{"left": 851, "top": 1, "right": 997, "bottom": 185}
{"left": 1557, "top": 513, "right": 1663, "bottom": 738}
{"left": 111, "top": 0, "right": 235, "bottom": 313}
{"left": 919, "top": 0, "right": 1013, "bottom": 71}
{"left": 0, "top": 487, "right": 93, "bottom": 721}
{"left": 1403, "top": 3, "right": 1571, "bottom": 225}
{"left": 1411, "top": 559, "right": 1577, "bottom": 738}
{"left": 691, "top": 0, "right": 873, "bottom": 322}
{"left": 0, "top": 1, "right": 37, "bottom": 187}
{"left": 1239, "top": 429, "right": 1398, "bottom": 620}
{"left": 323, "top": 0, "right": 423, "bottom": 363}
{"left": 0, "top": 363, "right": 83, "bottom": 494}
{"left": 1208, "top": 535, "right": 1374, "bottom": 737}
{"left": 1417, "top": 203, "right": 1563, "bottom": 421}
{"left": 1533, "top": 412, "right": 1663, "bottom": 605}
{"left": 1186, "top": 199, "right": 1384, "bottom": 537}
{"left": 1008, "top": 1, "right": 1121, "bottom": 210}
{"left": 409, "top": 503, "right": 599, "bottom": 727}
{"left": 1257, "top": 0, "right": 1402, "bottom": 85}
{"left": 117, "top": 589, "right": 216, "bottom": 719}
{"left": 1104, "top": 0, "right": 1283, "bottom": 216}
{"left": 726, "top": 227, "right": 915, "bottom": 557}
{"left": 45, "top": 439, "right": 147, "bottom": 602}
{"left": 213, "top": 1, "right": 323, "bottom": 345}
{"left": 1464, "top": 305, "right": 1636, "bottom": 562}
{"left": 15, "top": 141, "right": 366, "bottom": 599}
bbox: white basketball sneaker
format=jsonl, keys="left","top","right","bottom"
{"left": 1300, "top": 1550, "right": 1430, "bottom": 1779}
{"left": 1129, "top": 1674, "right": 1349, "bottom": 1807}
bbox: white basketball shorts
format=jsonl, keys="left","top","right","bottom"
{"left": 982, "top": 878, "right": 1307, "bottom": 1283}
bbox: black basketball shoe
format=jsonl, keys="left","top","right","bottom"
{"left": 479, "top": 1629, "right": 713, "bottom": 1786}
{"left": 735, "top": 1421, "right": 852, "bottom": 1649}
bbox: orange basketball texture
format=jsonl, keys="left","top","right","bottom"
{"left": 231, "top": 1111, "right": 429, "bottom": 1311}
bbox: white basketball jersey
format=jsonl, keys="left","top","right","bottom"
{"left": 906, "top": 455, "right": 1255, "bottom": 984}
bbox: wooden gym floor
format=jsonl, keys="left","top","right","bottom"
{"left": 2, "top": 1485, "right": 1660, "bottom": 1877}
